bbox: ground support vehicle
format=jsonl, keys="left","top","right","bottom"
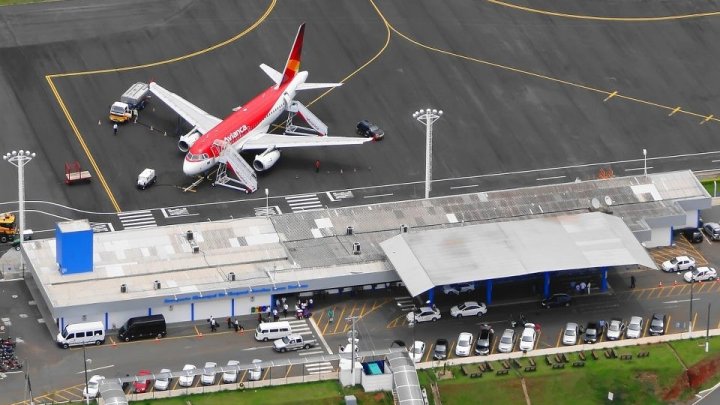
{"left": 109, "top": 82, "right": 149, "bottom": 123}
{"left": 273, "top": 334, "right": 318, "bottom": 352}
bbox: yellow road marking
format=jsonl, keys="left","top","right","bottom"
{"left": 45, "top": 0, "right": 277, "bottom": 212}
{"left": 666, "top": 315, "right": 672, "bottom": 334}
{"left": 486, "top": 0, "right": 720, "bottom": 22}
{"left": 386, "top": 313, "right": 406, "bottom": 329}
{"left": 261, "top": 367, "right": 271, "bottom": 381}
{"left": 642, "top": 318, "right": 650, "bottom": 338}
{"left": 315, "top": 309, "right": 324, "bottom": 325}
{"left": 669, "top": 107, "right": 682, "bottom": 116}
{"left": 423, "top": 344, "right": 434, "bottom": 363}
{"left": 358, "top": 302, "right": 368, "bottom": 318}
{"left": 692, "top": 312, "right": 698, "bottom": 330}
{"left": 284, "top": 365, "right": 292, "bottom": 378}
{"left": 194, "top": 325, "right": 201, "bottom": 336}
{"left": 332, "top": 306, "right": 347, "bottom": 334}
{"left": 449, "top": 340, "right": 457, "bottom": 358}
{"left": 701, "top": 114, "right": 715, "bottom": 124}
{"left": 604, "top": 91, "right": 618, "bottom": 102}
{"left": 53, "top": 392, "right": 71, "bottom": 401}
{"left": 240, "top": 370, "right": 248, "bottom": 382}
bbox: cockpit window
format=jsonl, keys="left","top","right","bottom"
{"left": 186, "top": 153, "right": 208, "bottom": 162}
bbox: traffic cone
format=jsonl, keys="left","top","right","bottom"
{"left": 673, "top": 280, "right": 678, "bottom": 286}
{"left": 658, "top": 281, "right": 663, "bottom": 287}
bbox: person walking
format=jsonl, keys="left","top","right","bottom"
{"left": 283, "top": 303, "right": 289, "bottom": 318}
{"left": 309, "top": 298, "right": 314, "bottom": 309}
{"left": 630, "top": 275, "right": 636, "bottom": 289}
{"left": 227, "top": 317, "right": 232, "bottom": 329}
{"left": 272, "top": 308, "right": 279, "bottom": 322}
{"left": 328, "top": 308, "right": 334, "bottom": 323}
{"left": 257, "top": 312, "right": 263, "bottom": 325}
{"left": 113, "top": 123, "right": 118, "bottom": 136}
{"left": 315, "top": 160, "right": 321, "bottom": 173}
{"left": 233, "top": 319, "right": 240, "bottom": 332}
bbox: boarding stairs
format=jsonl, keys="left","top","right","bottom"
{"left": 211, "top": 140, "right": 257, "bottom": 193}
{"left": 284, "top": 100, "right": 328, "bottom": 136}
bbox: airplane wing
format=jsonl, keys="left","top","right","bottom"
{"left": 148, "top": 82, "right": 222, "bottom": 134}
{"left": 241, "top": 134, "right": 372, "bottom": 151}
{"left": 296, "top": 82, "right": 342, "bottom": 91}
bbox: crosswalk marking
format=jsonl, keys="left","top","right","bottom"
{"left": 254, "top": 206, "right": 283, "bottom": 217}
{"left": 395, "top": 296, "right": 415, "bottom": 311}
{"left": 305, "top": 361, "right": 333, "bottom": 374}
{"left": 286, "top": 194, "right": 323, "bottom": 212}
{"left": 117, "top": 210, "right": 157, "bottom": 230}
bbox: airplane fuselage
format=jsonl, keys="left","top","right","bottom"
{"left": 182, "top": 71, "right": 308, "bottom": 176}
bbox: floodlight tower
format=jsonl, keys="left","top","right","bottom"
{"left": 412, "top": 109, "right": 443, "bottom": 199}
{"left": 3, "top": 150, "right": 36, "bottom": 276}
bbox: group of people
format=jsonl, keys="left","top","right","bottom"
{"left": 207, "top": 315, "right": 243, "bottom": 333}
{"left": 570, "top": 281, "right": 592, "bottom": 294}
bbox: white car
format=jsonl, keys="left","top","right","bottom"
{"left": 200, "top": 361, "right": 217, "bottom": 385}
{"left": 442, "top": 283, "right": 475, "bottom": 295}
{"left": 498, "top": 328, "right": 515, "bottom": 353}
{"left": 409, "top": 341, "right": 426, "bottom": 363}
{"left": 684, "top": 267, "right": 717, "bottom": 282}
{"left": 455, "top": 332, "right": 473, "bottom": 357}
{"left": 518, "top": 323, "right": 536, "bottom": 352}
{"left": 406, "top": 306, "right": 441, "bottom": 324}
{"left": 248, "top": 359, "right": 263, "bottom": 381}
{"left": 153, "top": 368, "right": 172, "bottom": 391}
{"left": 606, "top": 319, "right": 624, "bottom": 340}
{"left": 83, "top": 375, "right": 104, "bottom": 399}
{"left": 626, "top": 316, "right": 643, "bottom": 339}
{"left": 178, "top": 364, "right": 196, "bottom": 387}
{"left": 562, "top": 322, "right": 579, "bottom": 346}
{"left": 450, "top": 301, "right": 487, "bottom": 318}
{"left": 222, "top": 360, "right": 240, "bottom": 383}
{"left": 661, "top": 256, "right": 696, "bottom": 272}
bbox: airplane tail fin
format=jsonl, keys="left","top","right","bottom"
{"left": 280, "top": 23, "right": 305, "bottom": 85}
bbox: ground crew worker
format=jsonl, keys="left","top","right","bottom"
{"left": 113, "top": 123, "right": 118, "bottom": 135}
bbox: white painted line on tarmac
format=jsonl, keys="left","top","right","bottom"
{"left": 663, "top": 298, "right": 701, "bottom": 304}
{"left": 625, "top": 167, "right": 654, "bottom": 172}
{"left": 364, "top": 193, "right": 393, "bottom": 199}
{"left": 76, "top": 364, "right": 114, "bottom": 374}
{"left": 536, "top": 175, "right": 566, "bottom": 181}
{"left": 309, "top": 317, "right": 333, "bottom": 355}
{"left": 712, "top": 160, "right": 720, "bottom": 163}
{"left": 450, "top": 185, "right": 479, "bottom": 189}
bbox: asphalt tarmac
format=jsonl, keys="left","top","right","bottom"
{"left": 2, "top": 0, "right": 720, "bottom": 219}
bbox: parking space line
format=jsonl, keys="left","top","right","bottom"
{"left": 692, "top": 312, "right": 698, "bottom": 330}
{"left": 284, "top": 365, "right": 293, "bottom": 378}
{"left": 53, "top": 392, "right": 71, "bottom": 401}
{"left": 386, "top": 314, "right": 406, "bottom": 329}
{"left": 642, "top": 318, "right": 650, "bottom": 338}
{"left": 666, "top": 315, "right": 672, "bottom": 334}
{"left": 555, "top": 329, "right": 562, "bottom": 347}
{"left": 332, "top": 306, "right": 348, "bottom": 334}
{"left": 423, "top": 344, "right": 434, "bottom": 363}
{"left": 358, "top": 299, "right": 391, "bottom": 321}
{"left": 240, "top": 370, "right": 248, "bottom": 382}
{"left": 315, "top": 310, "right": 325, "bottom": 325}
{"left": 358, "top": 302, "right": 368, "bottom": 318}
{"left": 678, "top": 284, "right": 690, "bottom": 295}
{"left": 697, "top": 282, "right": 710, "bottom": 293}
{"left": 262, "top": 368, "right": 271, "bottom": 381}
{"left": 635, "top": 289, "right": 647, "bottom": 299}
{"left": 449, "top": 340, "right": 457, "bottom": 358}
{"left": 646, "top": 288, "right": 660, "bottom": 299}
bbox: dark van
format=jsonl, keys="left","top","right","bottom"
{"left": 118, "top": 314, "right": 166, "bottom": 342}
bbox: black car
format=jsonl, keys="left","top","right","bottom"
{"left": 648, "top": 313, "right": 667, "bottom": 336}
{"left": 433, "top": 338, "right": 448, "bottom": 360}
{"left": 474, "top": 325, "right": 494, "bottom": 355}
{"left": 583, "top": 321, "right": 603, "bottom": 343}
{"left": 356, "top": 120, "right": 385, "bottom": 140}
{"left": 679, "top": 228, "right": 703, "bottom": 244}
{"left": 541, "top": 293, "right": 572, "bottom": 308}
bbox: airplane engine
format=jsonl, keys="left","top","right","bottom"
{"left": 178, "top": 129, "right": 201, "bottom": 153}
{"left": 253, "top": 148, "right": 281, "bottom": 171}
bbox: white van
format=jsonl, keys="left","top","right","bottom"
{"left": 57, "top": 321, "right": 105, "bottom": 349}
{"left": 254, "top": 321, "right": 291, "bottom": 342}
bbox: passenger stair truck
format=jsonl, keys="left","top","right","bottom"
{"left": 211, "top": 139, "right": 257, "bottom": 193}
{"left": 109, "top": 82, "right": 150, "bottom": 123}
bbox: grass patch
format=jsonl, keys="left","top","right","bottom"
{"left": 669, "top": 336, "right": 719, "bottom": 367}
{"left": 700, "top": 179, "right": 720, "bottom": 197}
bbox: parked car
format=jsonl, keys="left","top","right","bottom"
{"left": 433, "top": 338, "right": 448, "bottom": 360}
{"left": 475, "top": 325, "right": 494, "bottom": 355}
{"left": 455, "top": 332, "right": 473, "bottom": 357}
{"left": 409, "top": 341, "right": 426, "bottom": 363}
{"left": 519, "top": 323, "right": 537, "bottom": 352}
{"left": 153, "top": 368, "right": 172, "bottom": 391}
{"left": 606, "top": 318, "right": 625, "bottom": 341}
{"left": 450, "top": 301, "right": 487, "bottom": 318}
{"left": 222, "top": 360, "right": 240, "bottom": 383}
{"left": 248, "top": 359, "right": 263, "bottom": 381}
{"left": 562, "top": 322, "right": 579, "bottom": 346}
{"left": 703, "top": 222, "right": 720, "bottom": 240}
{"left": 442, "top": 283, "right": 475, "bottom": 295}
{"left": 406, "top": 306, "right": 441, "bottom": 323}
{"left": 498, "top": 329, "right": 515, "bottom": 353}
{"left": 178, "top": 364, "right": 196, "bottom": 387}
{"left": 541, "top": 293, "right": 571, "bottom": 308}
{"left": 356, "top": 119, "right": 385, "bottom": 140}
{"left": 83, "top": 375, "right": 105, "bottom": 399}
{"left": 648, "top": 314, "right": 667, "bottom": 336}
{"left": 133, "top": 369, "right": 152, "bottom": 393}
{"left": 680, "top": 228, "right": 703, "bottom": 243}
{"left": 684, "top": 267, "right": 717, "bottom": 282}
{"left": 200, "top": 362, "right": 217, "bottom": 385}
{"left": 583, "top": 321, "right": 603, "bottom": 344}
{"left": 626, "top": 316, "right": 644, "bottom": 339}
{"left": 661, "top": 256, "right": 696, "bottom": 272}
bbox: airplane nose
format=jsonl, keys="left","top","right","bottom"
{"left": 183, "top": 160, "right": 202, "bottom": 176}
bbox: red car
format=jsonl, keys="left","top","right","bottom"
{"left": 133, "top": 369, "right": 152, "bottom": 393}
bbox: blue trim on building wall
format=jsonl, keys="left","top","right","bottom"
{"left": 428, "top": 288, "right": 435, "bottom": 305}
{"left": 105, "top": 313, "right": 109, "bottom": 331}
{"left": 148, "top": 308, "right": 152, "bottom": 316}
{"left": 231, "top": 299, "right": 235, "bottom": 317}
{"left": 601, "top": 267, "right": 608, "bottom": 291}
{"left": 191, "top": 303, "right": 195, "bottom": 322}
{"left": 544, "top": 272, "right": 551, "bottom": 299}
{"left": 486, "top": 280, "right": 493, "bottom": 305}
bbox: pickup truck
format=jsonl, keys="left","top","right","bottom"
{"left": 273, "top": 334, "right": 318, "bottom": 353}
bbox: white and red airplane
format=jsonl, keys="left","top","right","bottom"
{"left": 148, "top": 23, "right": 371, "bottom": 188}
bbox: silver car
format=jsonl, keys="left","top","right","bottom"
{"left": 498, "top": 328, "right": 515, "bottom": 353}
{"left": 562, "top": 322, "right": 579, "bottom": 346}
{"left": 626, "top": 316, "right": 643, "bottom": 339}
{"left": 153, "top": 368, "right": 172, "bottom": 391}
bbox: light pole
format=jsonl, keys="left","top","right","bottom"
{"left": 265, "top": 188, "right": 269, "bottom": 218}
{"left": 642, "top": 149, "right": 647, "bottom": 177}
{"left": 689, "top": 278, "right": 695, "bottom": 334}
{"left": 3, "top": 150, "right": 35, "bottom": 278}
{"left": 82, "top": 344, "right": 91, "bottom": 405}
{"left": 412, "top": 109, "right": 443, "bottom": 199}
{"left": 706, "top": 303, "right": 711, "bottom": 352}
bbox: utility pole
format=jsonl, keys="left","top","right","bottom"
{"left": 345, "top": 315, "right": 359, "bottom": 386}
{"left": 689, "top": 279, "right": 695, "bottom": 334}
{"left": 412, "top": 109, "right": 443, "bottom": 199}
{"left": 25, "top": 360, "right": 34, "bottom": 405}
{"left": 706, "top": 303, "right": 711, "bottom": 353}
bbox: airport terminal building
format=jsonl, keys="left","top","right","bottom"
{"left": 21, "top": 170, "right": 710, "bottom": 334}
